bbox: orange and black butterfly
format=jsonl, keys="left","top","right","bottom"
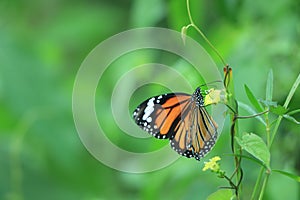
{"left": 133, "top": 87, "right": 218, "bottom": 161}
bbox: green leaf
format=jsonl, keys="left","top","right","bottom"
{"left": 270, "top": 105, "right": 289, "bottom": 115}
{"left": 273, "top": 169, "right": 300, "bottom": 182}
{"left": 207, "top": 189, "right": 234, "bottom": 200}
{"left": 283, "top": 109, "right": 300, "bottom": 125}
{"left": 244, "top": 84, "right": 263, "bottom": 112}
{"left": 266, "top": 69, "right": 273, "bottom": 101}
{"left": 287, "top": 109, "right": 300, "bottom": 116}
{"left": 283, "top": 115, "right": 300, "bottom": 125}
{"left": 260, "top": 99, "right": 278, "bottom": 107}
{"left": 235, "top": 133, "right": 270, "bottom": 169}
{"left": 226, "top": 153, "right": 268, "bottom": 168}
{"left": 283, "top": 73, "right": 300, "bottom": 108}
{"left": 238, "top": 101, "right": 266, "bottom": 126}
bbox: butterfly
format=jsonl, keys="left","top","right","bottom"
{"left": 132, "top": 86, "right": 218, "bottom": 161}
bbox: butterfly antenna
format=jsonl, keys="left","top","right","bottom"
{"left": 198, "top": 80, "right": 223, "bottom": 89}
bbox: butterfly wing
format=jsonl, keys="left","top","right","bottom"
{"left": 133, "top": 93, "right": 191, "bottom": 139}
{"left": 170, "top": 103, "right": 218, "bottom": 160}
{"left": 133, "top": 88, "right": 218, "bottom": 161}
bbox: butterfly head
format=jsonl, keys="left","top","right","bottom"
{"left": 192, "top": 87, "right": 204, "bottom": 106}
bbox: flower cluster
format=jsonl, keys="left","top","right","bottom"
{"left": 202, "top": 156, "right": 221, "bottom": 172}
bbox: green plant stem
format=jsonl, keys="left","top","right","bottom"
{"left": 186, "top": 0, "right": 194, "bottom": 25}
{"left": 251, "top": 109, "right": 271, "bottom": 199}
{"left": 223, "top": 173, "right": 238, "bottom": 191}
{"left": 186, "top": 0, "right": 227, "bottom": 66}
{"left": 258, "top": 174, "right": 269, "bottom": 200}
{"left": 265, "top": 113, "right": 270, "bottom": 148}
{"left": 255, "top": 73, "right": 300, "bottom": 199}
{"left": 236, "top": 110, "right": 269, "bottom": 119}
{"left": 229, "top": 108, "right": 242, "bottom": 199}
{"left": 185, "top": 1, "right": 246, "bottom": 198}
{"left": 250, "top": 167, "right": 264, "bottom": 200}
{"left": 270, "top": 73, "right": 300, "bottom": 145}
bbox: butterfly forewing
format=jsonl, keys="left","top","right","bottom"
{"left": 133, "top": 93, "right": 191, "bottom": 139}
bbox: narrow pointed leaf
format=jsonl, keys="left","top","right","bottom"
{"left": 238, "top": 101, "right": 266, "bottom": 126}
{"left": 266, "top": 69, "right": 273, "bottom": 101}
{"left": 273, "top": 169, "right": 300, "bottom": 182}
{"left": 260, "top": 99, "right": 277, "bottom": 107}
{"left": 287, "top": 109, "right": 300, "bottom": 116}
{"left": 244, "top": 84, "right": 263, "bottom": 112}
{"left": 283, "top": 73, "right": 300, "bottom": 108}
{"left": 283, "top": 115, "right": 300, "bottom": 125}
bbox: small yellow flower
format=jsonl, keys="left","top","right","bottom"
{"left": 204, "top": 89, "right": 222, "bottom": 106}
{"left": 202, "top": 156, "right": 221, "bottom": 172}
{"left": 211, "top": 156, "right": 221, "bottom": 162}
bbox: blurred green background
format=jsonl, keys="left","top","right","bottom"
{"left": 1, "top": 0, "right": 299, "bottom": 199}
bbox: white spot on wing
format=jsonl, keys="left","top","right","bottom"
{"left": 146, "top": 117, "right": 152, "bottom": 122}
{"left": 142, "top": 98, "right": 155, "bottom": 121}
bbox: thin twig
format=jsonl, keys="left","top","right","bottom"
{"left": 236, "top": 110, "right": 269, "bottom": 119}
{"left": 186, "top": 0, "right": 227, "bottom": 66}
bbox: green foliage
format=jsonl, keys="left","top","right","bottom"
{"left": 1, "top": 0, "right": 299, "bottom": 200}
{"left": 273, "top": 170, "right": 300, "bottom": 182}
{"left": 283, "top": 109, "right": 300, "bottom": 125}
{"left": 265, "top": 69, "right": 273, "bottom": 102}
{"left": 270, "top": 105, "right": 289, "bottom": 115}
{"left": 235, "top": 133, "right": 270, "bottom": 170}
{"left": 207, "top": 189, "right": 233, "bottom": 200}
{"left": 238, "top": 101, "right": 266, "bottom": 126}
{"left": 283, "top": 114, "right": 300, "bottom": 125}
{"left": 244, "top": 84, "right": 264, "bottom": 113}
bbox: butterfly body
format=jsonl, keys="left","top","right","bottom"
{"left": 133, "top": 87, "right": 218, "bottom": 161}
